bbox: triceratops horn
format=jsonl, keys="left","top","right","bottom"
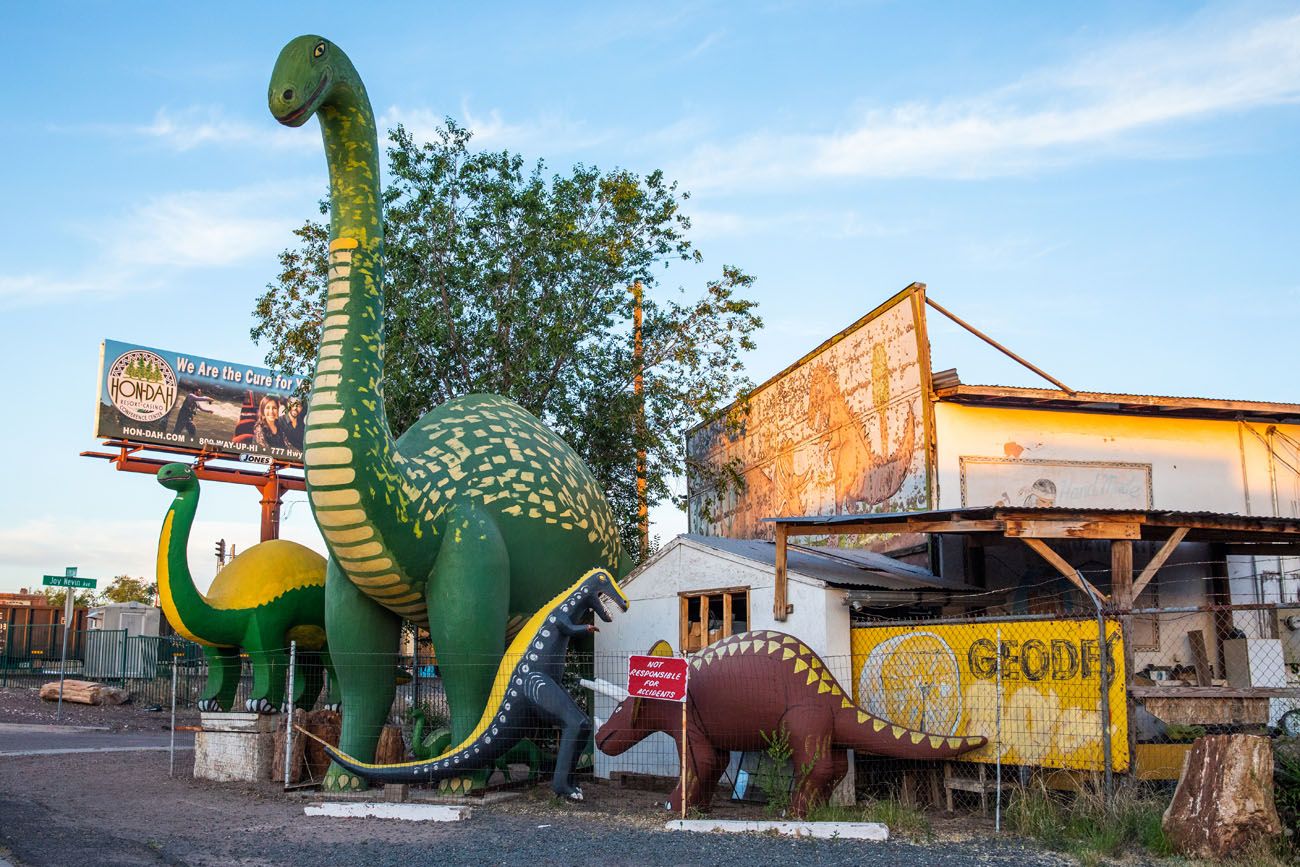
{"left": 580, "top": 678, "right": 629, "bottom": 702}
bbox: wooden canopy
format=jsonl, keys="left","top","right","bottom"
{"left": 764, "top": 507, "right": 1300, "bottom": 621}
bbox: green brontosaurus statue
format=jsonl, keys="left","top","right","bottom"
{"left": 155, "top": 463, "right": 339, "bottom": 712}
{"left": 268, "top": 36, "right": 627, "bottom": 791}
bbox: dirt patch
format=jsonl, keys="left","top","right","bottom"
{"left": 0, "top": 686, "right": 198, "bottom": 732}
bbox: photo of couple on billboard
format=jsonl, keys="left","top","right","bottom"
{"left": 96, "top": 340, "right": 307, "bottom": 465}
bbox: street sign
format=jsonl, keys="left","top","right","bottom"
{"left": 626, "top": 654, "right": 689, "bottom": 703}
{"left": 42, "top": 575, "right": 97, "bottom": 590}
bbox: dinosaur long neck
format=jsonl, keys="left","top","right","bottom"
{"left": 303, "top": 77, "right": 429, "bottom": 595}
{"left": 156, "top": 486, "right": 230, "bottom": 647}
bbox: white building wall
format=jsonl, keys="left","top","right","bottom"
{"left": 934, "top": 403, "right": 1300, "bottom": 613}
{"left": 593, "top": 538, "right": 851, "bottom": 781}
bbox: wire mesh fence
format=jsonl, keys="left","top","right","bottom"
{"left": 4, "top": 564, "right": 1297, "bottom": 817}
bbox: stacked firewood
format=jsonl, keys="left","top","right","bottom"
{"left": 38, "top": 679, "right": 128, "bottom": 706}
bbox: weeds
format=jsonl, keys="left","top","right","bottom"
{"left": 1005, "top": 779, "right": 1172, "bottom": 866}
{"left": 756, "top": 724, "right": 794, "bottom": 817}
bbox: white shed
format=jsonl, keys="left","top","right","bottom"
{"left": 593, "top": 533, "right": 972, "bottom": 783}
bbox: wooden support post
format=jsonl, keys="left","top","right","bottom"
{"left": 1020, "top": 538, "right": 1109, "bottom": 602}
{"left": 774, "top": 524, "right": 790, "bottom": 621}
{"left": 1112, "top": 539, "right": 1138, "bottom": 779}
{"left": 259, "top": 471, "right": 283, "bottom": 542}
{"left": 1131, "top": 527, "right": 1188, "bottom": 601}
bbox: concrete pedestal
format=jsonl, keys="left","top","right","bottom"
{"left": 194, "top": 712, "right": 281, "bottom": 782}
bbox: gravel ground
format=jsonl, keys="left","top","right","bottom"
{"left": 0, "top": 688, "right": 1172, "bottom": 865}
{"left": 0, "top": 687, "right": 198, "bottom": 733}
{"left": 0, "top": 744, "right": 1086, "bottom": 867}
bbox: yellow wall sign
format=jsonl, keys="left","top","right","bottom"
{"left": 851, "top": 619, "right": 1127, "bottom": 772}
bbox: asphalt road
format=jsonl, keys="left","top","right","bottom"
{"left": 0, "top": 722, "right": 194, "bottom": 756}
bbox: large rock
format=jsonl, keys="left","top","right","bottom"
{"left": 1162, "top": 734, "right": 1282, "bottom": 858}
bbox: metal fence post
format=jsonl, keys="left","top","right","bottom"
{"left": 995, "top": 625, "right": 1003, "bottom": 832}
{"left": 1075, "top": 569, "right": 1114, "bottom": 803}
{"left": 170, "top": 643, "right": 179, "bottom": 777}
{"left": 283, "top": 640, "right": 296, "bottom": 788}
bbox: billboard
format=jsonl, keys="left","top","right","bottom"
{"left": 94, "top": 339, "right": 307, "bottom": 465}
{"left": 850, "top": 619, "right": 1128, "bottom": 772}
{"left": 685, "top": 284, "right": 933, "bottom": 538}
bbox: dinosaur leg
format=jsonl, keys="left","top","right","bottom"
{"left": 696, "top": 747, "right": 731, "bottom": 809}
{"left": 243, "top": 629, "right": 288, "bottom": 714}
{"left": 425, "top": 502, "right": 510, "bottom": 744}
{"left": 666, "top": 733, "right": 716, "bottom": 814}
{"left": 530, "top": 673, "right": 591, "bottom": 800}
{"left": 198, "top": 646, "right": 240, "bottom": 712}
{"left": 789, "top": 732, "right": 838, "bottom": 818}
{"left": 425, "top": 503, "right": 509, "bottom": 796}
{"left": 322, "top": 559, "right": 401, "bottom": 793}
{"left": 291, "top": 649, "right": 325, "bottom": 711}
{"left": 321, "top": 649, "right": 341, "bottom": 710}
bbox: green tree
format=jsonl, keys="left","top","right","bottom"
{"left": 253, "top": 119, "right": 761, "bottom": 561}
{"left": 41, "top": 589, "right": 100, "bottom": 609}
{"left": 102, "top": 575, "right": 157, "bottom": 605}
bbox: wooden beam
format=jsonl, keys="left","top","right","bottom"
{"left": 1111, "top": 540, "right": 1134, "bottom": 608}
{"left": 1005, "top": 519, "right": 1141, "bottom": 540}
{"left": 778, "top": 519, "right": 1004, "bottom": 537}
{"left": 773, "top": 524, "right": 790, "bottom": 622}
{"left": 1130, "top": 527, "right": 1189, "bottom": 601}
{"left": 1020, "top": 537, "right": 1110, "bottom": 603}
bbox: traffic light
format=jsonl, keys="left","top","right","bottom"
{"left": 215, "top": 539, "right": 226, "bottom": 564}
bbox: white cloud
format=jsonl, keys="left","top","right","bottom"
{"left": 674, "top": 10, "right": 1300, "bottom": 188}
{"left": 688, "top": 207, "right": 907, "bottom": 240}
{"left": 378, "top": 102, "right": 616, "bottom": 158}
{"left": 0, "top": 184, "right": 310, "bottom": 309}
{"left": 137, "top": 106, "right": 312, "bottom": 152}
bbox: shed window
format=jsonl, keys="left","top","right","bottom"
{"left": 680, "top": 588, "right": 749, "bottom": 653}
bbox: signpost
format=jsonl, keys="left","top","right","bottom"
{"left": 626, "top": 654, "right": 690, "bottom": 819}
{"left": 42, "top": 568, "right": 97, "bottom": 721}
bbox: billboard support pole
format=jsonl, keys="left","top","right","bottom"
{"left": 259, "top": 470, "right": 283, "bottom": 542}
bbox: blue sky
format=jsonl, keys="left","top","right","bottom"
{"left": 2, "top": 1, "right": 1298, "bottom": 593}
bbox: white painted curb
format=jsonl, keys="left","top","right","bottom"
{"left": 665, "top": 819, "right": 888, "bottom": 840}
{"left": 305, "top": 802, "right": 471, "bottom": 822}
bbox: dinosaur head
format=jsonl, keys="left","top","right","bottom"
{"left": 268, "top": 35, "right": 360, "bottom": 127}
{"left": 156, "top": 462, "right": 197, "bottom": 493}
{"left": 570, "top": 567, "right": 629, "bottom": 624}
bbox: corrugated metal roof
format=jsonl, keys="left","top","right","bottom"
{"left": 681, "top": 534, "right": 976, "bottom": 592}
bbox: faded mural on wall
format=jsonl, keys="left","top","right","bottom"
{"left": 960, "top": 457, "right": 1152, "bottom": 510}
{"left": 686, "top": 285, "right": 931, "bottom": 538}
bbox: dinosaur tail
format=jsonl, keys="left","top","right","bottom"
{"left": 832, "top": 703, "right": 985, "bottom": 759}
{"left": 314, "top": 731, "right": 510, "bottom": 786}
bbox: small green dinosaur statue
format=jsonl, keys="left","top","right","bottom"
{"left": 320, "top": 567, "right": 628, "bottom": 799}
{"left": 155, "top": 463, "right": 339, "bottom": 712}
{"left": 267, "top": 36, "right": 629, "bottom": 791}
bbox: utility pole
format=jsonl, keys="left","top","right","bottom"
{"left": 630, "top": 281, "right": 648, "bottom": 560}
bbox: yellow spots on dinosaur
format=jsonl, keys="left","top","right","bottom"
{"left": 841, "top": 698, "right": 854, "bottom": 709}
{"left": 909, "top": 732, "right": 925, "bottom": 746}
{"left": 805, "top": 669, "right": 819, "bottom": 686}
{"left": 817, "top": 681, "right": 831, "bottom": 694}
{"left": 873, "top": 718, "right": 887, "bottom": 733}
{"left": 793, "top": 659, "right": 808, "bottom": 673}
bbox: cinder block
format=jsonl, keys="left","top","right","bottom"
{"left": 194, "top": 713, "right": 282, "bottom": 782}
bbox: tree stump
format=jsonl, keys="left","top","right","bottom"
{"left": 1162, "top": 734, "right": 1282, "bottom": 859}
{"left": 270, "top": 709, "right": 307, "bottom": 784}
{"left": 302, "top": 709, "right": 343, "bottom": 780}
{"left": 375, "top": 724, "right": 406, "bottom": 764}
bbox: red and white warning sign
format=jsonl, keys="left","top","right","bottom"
{"left": 626, "top": 654, "right": 689, "bottom": 702}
